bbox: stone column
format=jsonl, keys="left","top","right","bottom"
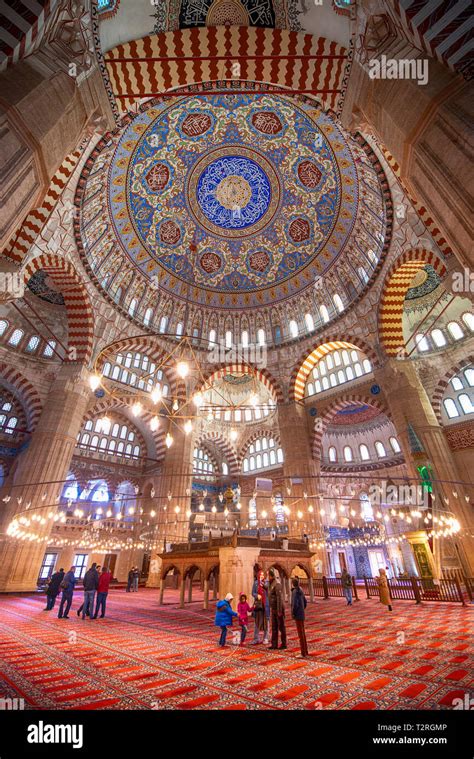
{"left": 277, "top": 402, "right": 329, "bottom": 574}
{"left": 376, "top": 361, "right": 474, "bottom": 574}
{"left": 179, "top": 575, "right": 186, "bottom": 608}
{"left": 159, "top": 578, "right": 165, "bottom": 605}
{"left": 203, "top": 578, "right": 209, "bottom": 609}
{"left": 0, "top": 364, "right": 91, "bottom": 591}
{"left": 151, "top": 424, "right": 194, "bottom": 545}
{"left": 218, "top": 545, "right": 261, "bottom": 608}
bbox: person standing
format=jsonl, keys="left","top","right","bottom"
{"left": 268, "top": 568, "right": 287, "bottom": 650}
{"left": 132, "top": 566, "right": 139, "bottom": 592}
{"left": 251, "top": 569, "right": 270, "bottom": 644}
{"left": 341, "top": 568, "right": 353, "bottom": 606}
{"left": 58, "top": 567, "right": 77, "bottom": 619}
{"left": 126, "top": 567, "right": 133, "bottom": 592}
{"left": 291, "top": 577, "right": 309, "bottom": 658}
{"left": 81, "top": 563, "right": 99, "bottom": 619}
{"left": 44, "top": 568, "right": 64, "bottom": 611}
{"left": 377, "top": 568, "right": 393, "bottom": 611}
{"left": 214, "top": 592, "right": 238, "bottom": 647}
{"left": 237, "top": 593, "right": 252, "bottom": 645}
{"left": 94, "top": 566, "right": 112, "bottom": 618}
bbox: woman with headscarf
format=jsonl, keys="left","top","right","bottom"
{"left": 377, "top": 568, "right": 393, "bottom": 611}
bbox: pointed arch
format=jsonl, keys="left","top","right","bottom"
{"left": 311, "top": 395, "right": 391, "bottom": 459}
{"left": 290, "top": 337, "right": 378, "bottom": 402}
{"left": 24, "top": 254, "right": 94, "bottom": 366}
{"left": 379, "top": 248, "right": 448, "bottom": 357}
{"left": 0, "top": 363, "right": 43, "bottom": 432}
{"left": 196, "top": 363, "right": 284, "bottom": 405}
{"left": 195, "top": 432, "right": 239, "bottom": 476}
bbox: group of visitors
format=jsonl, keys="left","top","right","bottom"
{"left": 215, "top": 565, "right": 393, "bottom": 655}
{"left": 43, "top": 562, "right": 112, "bottom": 619}
{"left": 215, "top": 567, "right": 309, "bottom": 658}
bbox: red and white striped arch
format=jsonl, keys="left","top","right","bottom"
{"left": 0, "top": 363, "right": 43, "bottom": 432}
{"left": 196, "top": 363, "right": 284, "bottom": 404}
{"left": 311, "top": 395, "right": 391, "bottom": 459}
{"left": 291, "top": 338, "right": 379, "bottom": 402}
{"left": 104, "top": 27, "right": 349, "bottom": 115}
{"left": 379, "top": 248, "right": 447, "bottom": 358}
{"left": 87, "top": 397, "right": 166, "bottom": 462}
{"left": 431, "top": 354, "right": 474, "bottom": 427}
{"left": 239, "top": 429, "right": 281, "bottom": 468}
{"left": 3, "top": 151, "right": 81, "bottom": 264}
{"left": 24, "top": 254, "right": 94, "bottom": 367}
{"left": 194, "top": 431, "right": 239, "bottom": 476}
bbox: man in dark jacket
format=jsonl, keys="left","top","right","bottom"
{"left": 81, "top": 563, "right": 99, "bottom": 619}
{"left": 268, "top": 568, "right": 287, "bottom": 650}
{"left": 291, "top": 577, "right": 309, "bottom": 658}
{"left": 58, "top": 567, "right": 77, "bottom": 619}
{"left": 44, "top": 568, "right": 64, "bottom": 611}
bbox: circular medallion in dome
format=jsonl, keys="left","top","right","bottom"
{"left": 77, "top": 89, "right": 387, "bottom": 314}
{"left": 187, "top": 146, "right": 280, "bottom": 238}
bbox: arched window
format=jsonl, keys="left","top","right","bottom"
{"left": 144, "top": 308, "right": 153, "bottom": 326}
{"left": 305, "top": 313, "right": 314, "bottom": 331}
{"left": 320, "top": 305, "right": 329, "bottom": 323}
{"left": 462, "top": 312, "right": 474, "bottom": 332}
{"left": 390, "top": 436, "right": 401, "bottom": 453}
{"left": 176, "top": 322, "right": 183, "bottom": 337}
{"left": 128, "top": 298, "right": 137, "bottom": 316}
{"left": 459, "top": 394, "right": 473, "bottom": 414}
{"left": 242, "top": 437, "right": 281, "bottom": 472}
{"left": 415, "top": 334, "right": 429, "bottom": 352}
{"left": 159, "top": 316, "right": 168, "bottom": 333}
{"left": 431, "top": 329, "right": 446, "bottom": 347}
{"left": 77, "top": 419, "right": 141, "bottom": 461}
{"left": 8, "top": 329, "right": 24, "bottom": 347}
{"left": 333, "top": 294, "right": 344, "bottom": 313}
{"left": 209, "top": 329, "right": 216, "bottom": 346}
{"left": 447, "top": 321, "right": 464, "bottom": 340}
{"left": 43, "top": 340, "right": 56, "bottom": 357}
{"left": 241, "top": 330, "right": 249, "bottom": 348}
{"left": 443, "top": 398, "right": 459, "bottom": 418}
{"left": 289, "top": 320, "right": 298, "bottom": 338}
{"left": 359, "top": 444, "right": 370, "bottom": 461}
{"left": 257, "top": 328, "right": 266, "bottom": 346}
{"left": 222, "top": 462, "right": 229, "bottom": 475}
{"left": 25, "top": 335, "right": 40, "bottom": 353}
{"left": 375, "top": 441, "right": 386, "bottom": 458}
{"left": 464, "top": 368, "right": 474, "bottom": 386}
{"left": 343, "top": 446, "right": 353, "bottom": 462}
{"left": 358, "top": 266, "right": 369, "bottom": 284}
{"left": 329, "top": 446, "right": 337, "bottom": 462}
{"left": 225, "top": 330, "right": 232, "bottom": 349}
{"left": 0, "top": 320, "right": 8, "bottom": 337}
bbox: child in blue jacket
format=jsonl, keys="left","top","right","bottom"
{"left": 214, "top": 592, "right": 238, "bottom": 647}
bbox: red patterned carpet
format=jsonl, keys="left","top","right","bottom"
{"left": 0, "top": 589, "right": 472, "bottom": 711}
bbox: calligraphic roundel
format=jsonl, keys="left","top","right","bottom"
{"left": 145, "top": 163, "right": 170, "bottom": 192}
{"left": 289, "top": 218, "right": 311, "bottom": 243}
{"left": 297, "top": 160, "right": 322, "bottom": 189}
{"left": 182, "top": 113, "right": 212, "bottom": 137}
{"left": 251, "top": 111, "right": 283, "bottom": 135}
{"left": 159, "top": 220, "right": 181, "bottom": 245}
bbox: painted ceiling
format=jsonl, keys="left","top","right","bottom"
{"left": 78, "top": 91, "right": 386, "bottom": 313}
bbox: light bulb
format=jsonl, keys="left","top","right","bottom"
{"left": 193, "top": 392, "right": 203, "bottom": 407}
{"left": 211, "top": 505, "right": 217, "bottom": 513}
{"left": 151, "top": 386, "right": 162, "bottom": 404}
{"left": 230, "top": 429, "right": 238, "bottom": 441}
{"left": 199, "top": 503, "right": 205, "bottom": 511}
{"left": 184, "top": 420, "right": 193, "bottom": 435}
{"left": 174, "top": 506, "right": 180, "bottom": 514}
{"left": 131, "top": 401, "right": 142, "bottom": 417}
{"left": 89, "top": 374, "right": 102, "bottom": 391}
{"left": 249, "top": 394, "right": 258, "bottom": 407}
{"left": 236, "top": 502, "right": 241, "bottom": 510}
{"left": 261, "top": 510, "right": 267, "bottom": 518}
{"left": 150, "top": 416, "right": 160, "bottom": 432}
{"left": 172, "top": 399, "right": 179, "bottom": 411}
{"left": 166, "top": 433, "right": 173, "bottom": 448}
{"left": 176, "top": 361, "right": 189, "bottom": 378}
{"left": 150, "top": 510, "right": 156, "bottom": 517}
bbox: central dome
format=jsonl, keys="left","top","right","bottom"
{"left": 78, "top": 89, "right": 387, "bottom": 314}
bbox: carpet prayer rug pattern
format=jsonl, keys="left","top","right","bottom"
{"left": 0, "top": 590, "right": 472, "bottom": 710}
